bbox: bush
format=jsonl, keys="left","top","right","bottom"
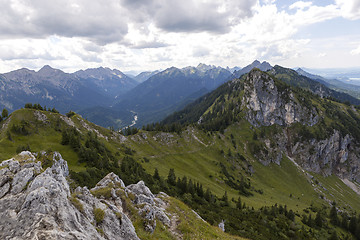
{"left": 66, "top": 111, "right": 76, "bottom": 118}
{"left": 69, "top": 194, "right": 84, "bottom": 213}
{"left": 94, "top": 207, "right": 105, "bottom": 224}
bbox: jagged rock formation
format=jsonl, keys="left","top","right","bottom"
{"left": 242, "top": 69, "right": 360, "bottom": 183}
{"left": 243, "top": 69, "right": 318, "bottom": 127}
{"left": 0, "top": 151, "right": 171, "bottom": 240}
{"left": 290, "top": 130, "right": 360, "bottom": 182}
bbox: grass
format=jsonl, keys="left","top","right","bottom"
{"left": 2, "top": 108, "right": 360, "bottom": 227}
{"left": 130, "top": 122, "right": 360, "bottom": 214}
{"left": 166, "top": 196, "right": 246, "bottom": 240}
{"left": 69, "top": 193, "right": 85, "bottom": 213}
{"left": 93, "top": 207, "right": 105, "bottom": 224}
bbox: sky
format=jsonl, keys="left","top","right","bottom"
{"left": 0, "top": 0, "right": 359, "bottom": 74}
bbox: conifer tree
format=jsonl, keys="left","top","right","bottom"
{"left": 167, "top": 168, "right": 176, "bottom": 186}
{"left": 2, "top": 108, "right": 8, "bottom": 119}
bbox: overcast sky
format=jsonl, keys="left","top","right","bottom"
{"left": 0, "top": 0, "right": 359, "bottom": 73}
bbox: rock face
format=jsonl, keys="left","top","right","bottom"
{"left": 243, "top": 69, "right": 360, "bottom": 183}
{"left": 0, "top": 151, "right": 172, "bottom": 240}
{"left": 289, "top": 130, "right": 360, "bottom": 182}
{"left": 243, "top": 69, "right": 318, "bottom": 127}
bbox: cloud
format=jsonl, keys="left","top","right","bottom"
{"left": 289, "top": 1, "right": 313, "bottom": 10}
{"left": 130, "top": 41, "right": 170, "bottom": 49}
{"left": 0, "top": 0, "right": 129, "bottom": 44}
{"left": 121, "top": 0, "right": 258, "bottom": 33}
{"left": 0, "top": 0, "right": 360, "bottom": 72}
{"left": 351, "top": 45, "right": 360, "bottom": 55}
{"left": 335, "top": 0, "right": 360, "bottom": 20}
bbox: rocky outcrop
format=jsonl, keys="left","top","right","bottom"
{"left": 289, "top": 130, "right": 360, "bottom": 182}
{"left": 240, "top": 69, "right": 360, "bottom": 181}
{"left": 126, "top": 181, "right": 171, "bottom": 233}
{"left": 243, "top": 69, "right": 318, "bottom": 127}
{"left": 257, "top": 128, "right": 360, "bottom": 183}
{"left": 0, "top": 151, "right": 173, "bottom": 240}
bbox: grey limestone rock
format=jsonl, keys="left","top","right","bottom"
{"left": 243, "top": 69, "right": 318, "bottom": 127}
{"left": 126, "top": 181, "right": 171, "bottom": 232}
{"left": 0, "top": 152, "right": 140, "bottom": 240}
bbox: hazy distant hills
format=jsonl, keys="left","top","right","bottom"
{"left": 133, "top": 70, "right": 160, "bottom": 83}
{"left": 270, "top": 66, "right": 360, "bottom": 105}
{"left": 296, "top": 68, "right": 360, "bottom": 99}
{"left": 1, "top": 61, "right": 360, "bottom": 130}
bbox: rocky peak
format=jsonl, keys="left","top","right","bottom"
{"left": 0, "top": 151, "right": 174, "bottom": 239}
{"left": 243, "top": 69, "right": 318, "bottom": 126}
{"left": 196, "top": 63, "right": 216, "bottom": 72}
{"left": 38, "top": 65, "right": 63, "bottom": 76}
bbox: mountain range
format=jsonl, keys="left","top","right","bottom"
{"left": 1, "top": 66, "right": 360, "bottom": 239}
{"left": 1, "top": 60, "right": 360, "bottom": 131}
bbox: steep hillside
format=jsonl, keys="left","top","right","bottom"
{"left": 163, "top": 68, "right": 360, "bottom": 179}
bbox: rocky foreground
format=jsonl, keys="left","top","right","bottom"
{"left": 0, "top": 151, "right": 172, "bottom": 240}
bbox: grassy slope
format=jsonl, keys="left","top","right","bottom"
{"left": 1, "top": 108, "right": 360, "bottom": 227}
{"left": 129, "top": 122, "right": 360, "bottom": 214}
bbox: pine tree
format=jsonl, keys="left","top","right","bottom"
{"left": 153, "top": 168, "right": 160, "bottom": 180}
{"left": 2, "top": 108, "right": 8, "bottom": 119}
{"left": 204, "top": 188, "right": 211, "bottom": 202}
{"left": 341, "top": 214, "right": 349, "bottom": 230}
{"left": 315, "top": 211, "right": 322, "bottom": 228}
{"left": 330, "top": 204, "right": 339, "bottom": 226}
{"left": 167, "top": 168, "right": 176, "bottom": 186}
{"left": 307, "top": 214, "right": 314, "bottom": 227}
{"left": 236, "top": 197, "right": 242, "bottom": 209}
{"left": 349, "top": 215, "right": 357, "bottom": 234}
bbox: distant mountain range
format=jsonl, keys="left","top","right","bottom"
{"left": 1, "top": 61, "right": 360, "bottom": 130}
{"left": 0, "top": 65, "right": 114, "bottom": 112}
{"left": 111, "top": 63, "right": 233, "bottom": 126}
{"left": 296, "top": 68, "right": 360, "bottom": 99}
{"left": 74, "top": 67, "right": 137, "bottom": 98}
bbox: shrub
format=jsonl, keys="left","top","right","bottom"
{"left": 69, "top": 194, "right": 84, "bottom": 213}
{"left": 91, "top": 187, "right": 113, "bottom": 199}
{"left": 93, "top": 207, "right": 105, "bottom": 224}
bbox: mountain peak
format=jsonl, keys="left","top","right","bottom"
{"left": 38, "top": 65, "right": 62, "bottom": 75}
{"left": 196, "top": 63, "right": 215, "bottom": 72}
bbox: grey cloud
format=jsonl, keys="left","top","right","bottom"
{"left": 130, "top": 41, "right": 170, "bottom": 49}
{"left": 121, "top": 0, "right": 257, "bottom": 33}
{"left": 0, "top": 0, "right": 129, "bottom": 44}
{"left": 0, "top": 0, "right": 257, "bottom": 45}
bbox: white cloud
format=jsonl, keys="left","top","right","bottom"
{"left": 351, "top": 45, "right": 360, "bottom": 55}
{"left": 335, "top": 0, "right": 360, "bottom": 20}
{"left": 0, "top": 0, "right": 360, "bottom": 72}
{"left": 289, "top": 1, "right": 313, "bottom": 10}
